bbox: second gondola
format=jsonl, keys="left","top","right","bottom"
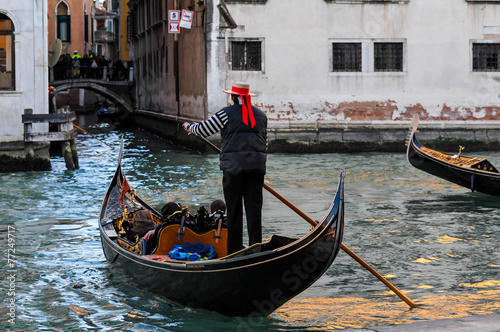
{"left": 406, "top": 115, "right": 500, "bottom": 196}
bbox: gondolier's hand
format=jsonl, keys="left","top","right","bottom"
{"left": 182, "top": 122, "right": 192, "bottom": 135}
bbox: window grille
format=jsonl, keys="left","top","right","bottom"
{"left": 473, "top": 43, "right": 500, "bottom": 72}
{"left": 231, "top": 41, "right": 262, "bottom": 71}
{"left": 332, "top": 43, "right": 362, "bottom": 72}
{"left": 374, "top": 42, "right": 403, "bottom": 72}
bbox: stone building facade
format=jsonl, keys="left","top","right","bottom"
{"left": 128, "top": 0, "right": 500, "bottom": 152}
{"left": 0, "top": 1, "right": 50, "bottom": 168}
{"left": 47, "top": 0, "right": 96, "bottom": 57}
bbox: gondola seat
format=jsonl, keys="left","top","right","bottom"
{"left": 149, "top": 222, "right": 228, "bottom": 258}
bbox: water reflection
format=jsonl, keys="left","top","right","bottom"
{"left": 0, "top": 115, "right": 499, "bottom": 331}
{"left": 277, "top": 289, "right": 500, "bottom": 330}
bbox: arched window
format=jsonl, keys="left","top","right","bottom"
{"left": 57, "top": 2, "right": 71, "bottom": 42}
{"left": 0, "top": 13, "right": 15, "bottom": 90}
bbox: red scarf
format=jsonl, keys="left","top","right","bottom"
{"left": 232, "top": 86, "right": 255, "bottom": 128}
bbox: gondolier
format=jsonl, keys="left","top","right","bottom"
{"left": 183, "top": 81, "right": 268, "bottom": 254}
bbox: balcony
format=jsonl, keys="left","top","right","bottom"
{"left": 95, "top": 30, "right": 115, "bottom": 43}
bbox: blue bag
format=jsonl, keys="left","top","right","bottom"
{"left": 168, "top": 242, "right": 218, "bottom": 261}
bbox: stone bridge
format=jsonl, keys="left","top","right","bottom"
{"left": 49, "top": 78, "right": 136, "bottom": 116}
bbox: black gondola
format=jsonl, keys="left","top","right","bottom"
{"left": 98, "top": 141, "right": 345, "bottom": 316}
{"left": 406, "top": 114, "right": 500, "bottom": 196}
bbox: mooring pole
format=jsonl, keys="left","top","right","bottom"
{"left": 23, "top": 109, "right": 35, "bottom": 171}
{"left": 57, "top": 106, "right": 79, "bottom": 170}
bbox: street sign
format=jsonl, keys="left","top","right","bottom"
{"left": 169, "top": 10, "right": 180, "bottom": 22}
{"left": 180, "top": 10, "right": 193, "bottom": 29}
{"left": 168, "top": 10, "right": 181, "bottom": 34}
{"left": 169, "top": 22, "right": 180, "bottom": 34}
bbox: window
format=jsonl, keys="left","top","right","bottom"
{"left": 57, "top": 3, "right": 71, "bottom": 42}
{"left": 374, "top": 42, "right": 403, "bottom": 72}
{"left": 472, "top": 43, "right": 500, "bottom": 72}
{"left": 231, "top": 40, "right": 262, "bottom": 71}
{"left": 226, "top": 0, "right": 267, "bottom": 3}
{"left": 330, "top": 39, "right": 406, "bottom": 74}
{"left": 325, "top": 0, "right": 409, "bottom": 3}
{"left": 332, "top": 43, "right": 362, "bottom": 72}
{"left": 0, "top": 14, "right": 15, "bottom": 90}
{"left": 112, "top": 0, "right": 119, "bottom": 11}
{"left": 127, "top": 16, "right": 132, "bottom": 41}
{"left": 148, "top": 53, "right": 152, "bottom": 79}
{"left": 84, "top": 14, "right": 89, "bottom": 43}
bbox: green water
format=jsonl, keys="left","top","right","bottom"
{"left": 1, "top": 116, "right": 499, "bottom": 331}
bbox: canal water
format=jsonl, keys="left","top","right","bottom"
{"left": 1, "top": 115, "right": 499, "bottom": 331}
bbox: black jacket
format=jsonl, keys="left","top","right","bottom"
{"left": 219, "top": 101, "right": 267, "bottom": 174}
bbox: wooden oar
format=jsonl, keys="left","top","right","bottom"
{"left": 195, "top": 134, "right": 421, "bottom": 308}
{"left": 74, "top": 124, "right": 115, "bottom": 149}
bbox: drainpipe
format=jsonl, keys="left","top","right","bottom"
{"left": 174, "top": 0, "right": 180, "bottom": 117}
{"left": 224, "top": 29, "right": 229, "bottom": 91}
{"left": 217, "top": 3, "right": 237, "bottom": 101}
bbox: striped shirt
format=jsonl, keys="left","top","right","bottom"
{"left": 187, "top": 110, "right": 228, "bottom": 138}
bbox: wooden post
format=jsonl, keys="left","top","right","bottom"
{"left": 66, "top": 106, "right": 79, "bottom": 169}
{"left": 67, "top": 106, "right": 79, "bottom": 169}
{"left": 23, "top": 109, "right": 35, "bottom": 171}
{"left": 57, "top": 106, "right": 76, "bottom": 170}
{"left": 22, "top": 106, "right": 79, "bottom": 171}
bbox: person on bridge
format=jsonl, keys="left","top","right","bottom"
{"left": 182, "top": 81, "right": 268, "bottom": 255}
{"left": 112, "top": 59, "right": 126, "bottom": 81}
{"left": 81, "top": 54, "right": 90, "bottom": 78}
{"left": 71, "top": 50, "right": 82, "bottom": 60}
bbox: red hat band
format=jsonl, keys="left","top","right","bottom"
{"left": 232, "top": 86, "right": 255, "bottom": 128}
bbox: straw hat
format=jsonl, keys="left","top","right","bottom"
{"left": 223, "top": 82, "right": 257, "bottom": 97}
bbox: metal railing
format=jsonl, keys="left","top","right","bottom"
{"left": 95, "top": 30, "right": 116, "bottom": 42}
{"left": 49, "top": 66, "right": 133, "bottom": 83}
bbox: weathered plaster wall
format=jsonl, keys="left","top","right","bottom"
{"left": 206, "top": 0, "right": 500, "bottom": 127}
{"left": 0, "top": 0, "right": 48, "bottom": 143}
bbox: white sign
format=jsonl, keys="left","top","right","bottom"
{"left": 169, "top": 10, "right": 180, "bottom": 22}
{"left": 169, "top": 22, "right": 180, "bottom": 34}
{"left": 180, "top": 10, "right": 194, "bottom": 29}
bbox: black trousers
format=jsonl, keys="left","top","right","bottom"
{"left": 223, "top": 171, "right": 264, "bottom": 254}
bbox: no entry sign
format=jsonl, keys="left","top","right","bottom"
{"left": 180, "top": 10, "right": 193, "bottom": 29}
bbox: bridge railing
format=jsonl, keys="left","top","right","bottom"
{"left": 49, "top": 66, "right": 134, "bottom": 83}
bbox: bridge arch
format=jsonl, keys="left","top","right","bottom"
{"left": 51, "top": 79, "right": 135, "bottom": 116}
